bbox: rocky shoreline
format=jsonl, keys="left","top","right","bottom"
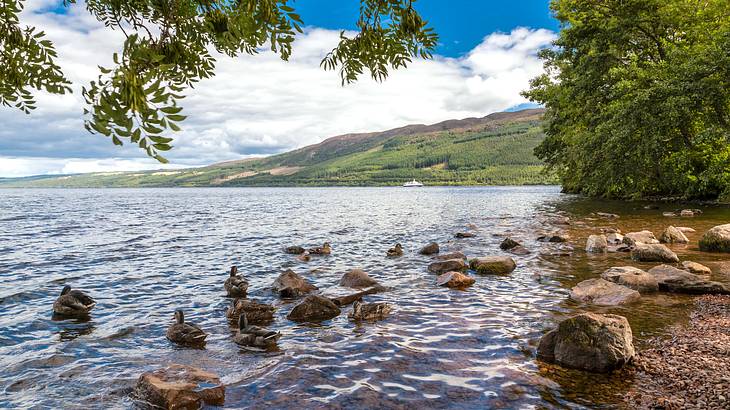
{"left": 624, "top": 295, "right": 730, "bottom": 409}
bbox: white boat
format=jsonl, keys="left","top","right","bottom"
{"left": 403, "top": 179, "right": 424, "bottom": 187}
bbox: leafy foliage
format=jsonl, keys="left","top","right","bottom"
{"left": 0, "top": 0, "right": 438, "bottom": 162}
{"left": 524, "top": 0, "right": 730, "bottom": 200}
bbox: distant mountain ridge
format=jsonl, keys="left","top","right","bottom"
{"left": 0, "top": 108, "right": 556, "bottom": 187}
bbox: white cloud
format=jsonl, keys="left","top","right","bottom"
{"left": 0, "top": 4, "right": 555, "bottom": 177}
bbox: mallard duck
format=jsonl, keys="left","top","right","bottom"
{"left": 224, "top": 266, "right": 249, "bottom": 297}
{"left": 53, "top": 285, "right": 96, "bottom": 317}
{"left": 285, "top": 246, "right": 305, "bottom": 255}
{"left": 348, "top": 300, "right": 392, "bottom": 321}
{"left": 226, "top": 299, "right": 275, "bottom": 325}
{"left": 233, "top": 314, "right": 280, "bottom": 349}
{"left": 166, "top": 310, "right": 207, "bottom": 346}
{"left": 297, "top": 251, "right": 311, "bottom": 262}
{"left": 308, "top": 242, "right": 331, "bottom": 255}
{"left": 386, "top": 243, "right": 403, "bottom": 257}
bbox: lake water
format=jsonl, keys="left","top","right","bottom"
{"left": 1, "top": 187, "right": 729, "bottom": 409}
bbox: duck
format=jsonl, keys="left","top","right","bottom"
{"left": 166, "top": 310, "right": 207, "bottom": 346}
{"left": 226, "top": 298, "right": 275, "bottom": 325}
{"left": 348, "top": 300, "right": 392, "bottom": 321}
{"left": 53, "top": 285, "right": 96, "bottom": 317}
{"left": 297, "top": 251, "right": 311, "bottom": 262}
{"left": 386, "top": 243, "right": 403, "bottom": 257}
{"left": 224, "top": 266, "right": 249, "bottom": 297}
{"left": 233, "top": 313, "right": 281, "bottom": 349}
{"left": 308, "top": 242, "right": 331, "bottom": 255}
{"left": 285, "top": 246, "right": 305, "bottom": 255}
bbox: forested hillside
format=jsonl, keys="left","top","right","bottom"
{"left": 0, "top": 109, "right": 556, "bottom": 187}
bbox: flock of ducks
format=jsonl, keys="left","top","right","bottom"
{"left": 52, "top": 241, "right": 386, "bottom": 350}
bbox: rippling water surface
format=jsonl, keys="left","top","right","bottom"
{"left": 1, "top": 187, "right": 729, "bottom": 409}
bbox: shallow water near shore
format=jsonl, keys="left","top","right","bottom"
{"left": 1, "top": 186, "right": 729, "bottom": 409}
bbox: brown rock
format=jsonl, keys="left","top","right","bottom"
{"left": 606, "top": 233, "right": 624, "bottom": 244}
{"left": 455, "top": 232, "right": 476, "bottom": 238}
{"left": 470, "top": 256, "right": 516, "bottom": 275}
{"left": 537, "top": 313, "right": 634, "bottom": 373}
{"left": 436, "top": 271, "right": 475, "bottom": 288}
{"left": 648, "top": 265, "right": 730, "bottom": 295}
{"left": 133, "top": 364, "right": 225, "bottom": 409}
{"left": 676, "top": 227, "right": 696, "bottom": 233}
{"left": 419, "top": 242, "right": 440, "bottom": 255}
{"left": 339, "top": 269, "right": 379, "bottom": 289}
{"left": 570, "top": 278, "right": 641, "bottom": 305}
{"left": 623, "top": 230, "right": 659, "bottom": 246}
{"left": 681, "top": 261, "right": 712, "bottom": 276}
{"left": 286, "top": 295, "right": 341, "bottom": 322}
{"left": 585, "top": 234, "right": 608, "bottom": 253}
{"left": 699, "top": 224, "right": 730, "bottom": 252}
{"left": 601, "top": 266, "right": 659, "bottom": 292}
{"left": 631, "top": 244, "right": 679, "bottom": 263}
{"left": 226, "top": 299, "right": 275, "bottom": 325}
{"left": 659, "top": 226, "right": 689, "bottom": 244}
{"left": 428, "top": 258, "right": 467, "bottom": 274}
{"left": 500, "top": 237, "right": 521, "bottom": 250}
{"left": 272, "top": 269, "right": 318, "bottom": 298}
{"left": 537, "top": 233, "right": 569, "bottom": 243}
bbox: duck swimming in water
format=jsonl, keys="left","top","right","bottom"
{"left": 349, "top": 300, "right": 392, "bottom": 321}
{"left": 53, "top": 285, "right": 96, "bottom": 317}
{"left": 166, "top": 310, "right": 207, "bottom": 346}
{"left": 224, "top": 266, "right": 249, "bottom": 297}
{"left": 308, "top": 242, "right": 331, "bottom": 255}
{"left": 297, "top": 251, "right": 311, "bottom": 262}
{"left": 386, "top": 243, "right": 403, "bottom": 257}
{"left": 233, "top": 314, "right": 281, "bottom": 349}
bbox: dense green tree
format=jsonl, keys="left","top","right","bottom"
{"left": 0, "top": 0, "right": 437, "bottom": 162}
{"left": 524, "top": 0, "right": 730, "bottom": 200}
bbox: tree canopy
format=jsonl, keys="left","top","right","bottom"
{"left": 524, "top": 0, "right": 730, "bottom": 200}
{"left": 0, "top": 0, "right": 437, "bottom": 162}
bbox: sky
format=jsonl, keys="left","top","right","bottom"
{"left": 0, "top": 0, "right": 559, "bottom": 177}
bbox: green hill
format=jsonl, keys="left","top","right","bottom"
{"left": 1, "top": 108, "right": 557, "bottom": 187}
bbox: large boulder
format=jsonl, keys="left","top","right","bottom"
{"left": 569, "top": 278, "right": 640, "bottom": 306}
{"left": 272, "top": 269, "right": 318, "bottom": 298}
{"left": 681, "top": 261, "right": 711, "bottom": 276}
{"left": 699, "top": 224, "right": 730, "bottom": 252}
{"left": 133, "top": 364, "right": 225, "bottom": 409}
{"left": 606, "top": 233, "right": 624, "bottom": 244}
{"left": 648, "top": 265, "right": 730, "bottom": 295}
{"left": 428, "top": 258, "right": 467, "bottom": 274}
{"left": 585, "top": 234, "right": 608, "bottom": 253}
{"left": 436, "top": 271, "right": 475, "bottom": 288}
{"left": 286, "top": 295, "right": 341, "bottom": 322}
{"left": 339, "top": 269, "right": 379, "bottom": 289}
{"left": 470, "top": 256, "right": 517, "bottom": 275}
{"left": 600, "top": 266, "right": 659, "bottom": 292}
{"left": 419, "top": 242, "right": 440, "bottom": 255}
{"left": 434, "top": 251, "right": 466, "bottom": 260}
{"left": 630, "top": 244, "right": 679, "bottom": 263}
{"left": 537, "top": 313, "right": 635, "bottom": 373}
{"left": 623, "top": 231, "right": 659, "bottom": 246}
{"left": 659, "top": 226, "right": 689, "bottom": 244}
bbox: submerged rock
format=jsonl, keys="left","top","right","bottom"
{"left": 272, "top": 269, "right": 318, "bottom": 298}
{"left": 537, "top": 313, "right": 634, "bottom": 373}
{"left": 596, "top": 212, "right": 619, "bottom": 219}
{"left": 133, "top": 364, "right": 225, "bottom": 409}
{"left": 434, "top": 251, "right": 466, "bottom": 260}
{"left": 436, "top": 271, "right": 475, "bottom": 288}
{"left": 508, "top": 245, "right": 531, "bottom": 255}
{"left": 419, "top": 242, "right": 440, "bottom": 255}
{"left": 500, "top": 237, "right": 521, "bottom": 250}
{"left": 623, "top": 230, "right": 659, "bottom": 246}
{"left": 585, "top": 234, "right": 608, "bottom": 253}
{"left": 699, "top": 224, "right": 730, "bottom": 252}
{"left": 630, "top": 244, "right": 679, "bottom": 263}
{"left": 648, "top": 265, "right": 730, "bottom": 294}
{"left": 287, "top": 295, "right": 341, "bottom": 322}
{"left": 570, "top": 278, "right": 640, "bottom": 306}
{"left": 676, "top": 226, "right": 696, "bottom": 233}
{"left": 680, "top": 209, "right": 696, "bottom": 217}
{"left": 681, "top": 261, "right": 712, "bottom": 276}
{"left": 470, "top": 256, "right": 516, "bottom": 275}
{"left": 659, "top": 226, "right": 689, "bottom": 244}
{"left": 601, "top": 266, "right": 659, "bottom": 292}
{"left": 537, "top": 233, "right": 569, "bottom": 243}
{"left": 428, "top": 259, "right": 467, "bottom": 274}
{"left": 547, "top": 216, "right": 571, "bottom": 225}
{"left": 339, "top": 269, "right": 380, "bottom": 289}
{"left": 455, "top": 232, "right": 476, "bottom": 238}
